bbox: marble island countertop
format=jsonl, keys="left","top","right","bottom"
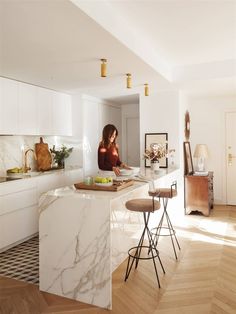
{"left": 39, "top": 166, "right": 180, "bottom": 310}
{"left": 43, "top": 166, "right": 179, "bottom": 199}
{"left": 44, "top": 179, "right": 146, "bottom": 201}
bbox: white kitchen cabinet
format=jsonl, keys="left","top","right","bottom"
{"left": 0, "top": 168, "right": 83, "bottom": 252}
{"left": 0, "top": 77, "right": 19, "bottom": 134}
{"left": 37, "top": 171, "right": 65, "bottom": 197}
{"left": 0, "top": 77, "right": 72, "bottom": 136}
{"left": 0, "top": 205, "right": 38, "bottom": 252}
{"left": 0, "top": 178, "right": 38, "bottom": 252}
{"left": 53, "top": 92, "right": 72, "bottom": 136}
{"left": 37, "top": 168, "right": 83, "bottom": 197}
{"left": 63, "top": 168, "right": 83, "bottom": 186}
{"left": 38, "top": 89, "right": 72, "bottom": 136}
{"left": 18, "top": 82, "right": 38, "bottom": 135}
{"left": 37, "top": 87, "right": 53, "bottom": 135}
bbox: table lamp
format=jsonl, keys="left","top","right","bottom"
{"left": 193, "top": 144, "right": 209, "bottom": 172}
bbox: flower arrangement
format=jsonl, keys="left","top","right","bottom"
{"left": 50, "top": 144, "right": 73, "bottom": 168}
{"left": 144, "top": 143, "right": 166, "bottom": 162}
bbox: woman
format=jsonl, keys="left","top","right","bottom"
{"left": 98, "top": 124, "right": 130, "bottom": 176}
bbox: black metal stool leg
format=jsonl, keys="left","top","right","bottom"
{"left": 165, "top": 208, "right": 181, "bottom": 250}
{"left": 163, "top": 198, "right": 181, "bottom": 260}
{"left": 124, "top": 255, "right": 132, "bottom": 281}
{"left": 153, "top": 211, "right": 165, "bottom": 247}
{"left": 151, "top": 196, "right": 181, "bottom": 260}
{"left": 146, "top": 228, "right": 161, "bottom": 288}
{"left": 135, "top": 212, "right": 149, "bottom": 268}
{"left": 147, "top": 226, "right": 165, "bottom": 275}
{"left": 125, "top": 224, "right": 147, "bottom": 280}
{"left": 124, "top": 210, "right": 165, "bottom": 287}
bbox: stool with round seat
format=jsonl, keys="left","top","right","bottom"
{"left": 149, "top": 181, "right": 181, "bottom": 260}
{"left": 124, "top": 198, "right": 165, "bottom": 288}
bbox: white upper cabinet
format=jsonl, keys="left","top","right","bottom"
{"left": 0, "top": 77, "right": 72, "bottom": 136}
{"left": 18, "top": 82, "right": 38, "bottom": 135}
{"left": 37, "top": 87, "right": 53, "bottom": 135}
{"left": 52, "top": 92, "right": 72, "bottom": 136}
{"left": 0, "top": 77, "right": 19, "bottom": 134}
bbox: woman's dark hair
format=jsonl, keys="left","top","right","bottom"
{"left": 101, "top": 124, "right": 118, "bottom": 147}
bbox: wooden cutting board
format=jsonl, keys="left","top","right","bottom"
{"left": 74, "top": 179, "right": 134, "bottom": 192}
{"left": 35, "top": 137, "right": 52, "bottom": 171}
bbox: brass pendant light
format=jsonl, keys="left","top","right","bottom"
{"left": 100, "top": 59, "right": 107, "bottom": 77}
{"left": 126, "top": 73, "right": 132, "bottom": 88}
{"left": 144, "top": 83, "right": 149, "bottom": 96}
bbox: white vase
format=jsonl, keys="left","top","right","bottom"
{"left": 151, "top": 160, "right": 160, "bottom": 172}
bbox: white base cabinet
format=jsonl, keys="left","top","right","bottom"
{"left": 0, "top": 168, "right": 83, "bottom": 252}
{"left": 0, "top": 178, "right": 38, "bottom": 251}
{"left": 63, "top": 168, "right": 83, "bottom": 186}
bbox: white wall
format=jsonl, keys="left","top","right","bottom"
{"left": 100, "top": 102, "right": 122, "bottom": 148}
{"left": 81, "top": 95, "right": 122, "bottom": 176}
{"left": 121, "top": 103, "right": 140, "bottom": 164}
{"left": 139, "top": 91, "right": 180, "bottom": 168}
{"left": 82, "top": 95, "right": 100, "bottom": 176}
{"left": 67, "top": 94, "right": 84, "bottom": 168}
{"left": 181, "top": 94, "right": 236, "bottom": 204}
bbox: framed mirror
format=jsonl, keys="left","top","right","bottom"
{"left": 183, "top": 141, "right": 194, "bottom": 175}
{"left": 145, "top": 133, "right": 168, "bottom": 168}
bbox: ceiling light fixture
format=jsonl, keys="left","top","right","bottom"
{"left": 144, "top": 83, "right": 149, "bottom": 96}
{"left": 100, "top": 58, "right": 107, "bottom": 77}
{"left": 126, "top": 73, "right": 132, "bottom": 88}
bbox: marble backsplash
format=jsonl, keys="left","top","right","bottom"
{"left": 0, "top": 135, "right": 83, "bottom": 176}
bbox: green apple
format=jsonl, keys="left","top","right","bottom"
{"left": 95, "top": 176, "right": 105, "bottom": 183}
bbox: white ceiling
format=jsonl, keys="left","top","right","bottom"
{"left": 108, "top": 0, "right": 236, "bottom": 66}
{"left": 0, "top": 0, "right": 235, "bottom": 104}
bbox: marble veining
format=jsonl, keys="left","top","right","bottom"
{"left": 39, "top": 168, "right": 180, "bottom": 309}
{"left": 39, "top": 194, "right": 112, "bottom": 309}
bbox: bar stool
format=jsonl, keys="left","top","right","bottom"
{"left": 124, "top": 198, "right": 165, "bottom": 288}
{"left": 149, "top": 181, "right": 181, "bottom": 260}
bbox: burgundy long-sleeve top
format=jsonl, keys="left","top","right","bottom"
{"left": 98, "top": 143, "right": 122, "bottom": 171}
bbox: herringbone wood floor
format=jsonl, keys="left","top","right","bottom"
{"left": 0, "top": 205, "right": 235, "bottom": 314}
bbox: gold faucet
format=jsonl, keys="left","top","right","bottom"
{"left": 23, "top": 149, "right": 36, "bottom": 173}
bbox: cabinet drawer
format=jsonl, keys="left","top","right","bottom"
{"left": 0, "top": 178, "right": 37, "bottom": 196}
{"left": 0, "top": 205, "right": 38, "bottom": 251}
{"left": 0, "top": 187, "right": 37, "bottom": 216}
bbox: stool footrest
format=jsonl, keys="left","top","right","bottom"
{"left": 128, "top": 245, "right": 159, "bottom": 260}
{"left": 151, "top": 226, "right": 176, "bottom": 237}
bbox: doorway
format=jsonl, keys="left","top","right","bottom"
{"left": 226, "top": 111, "right": 236, "bottom": 205}
{"left": 125, "top": 117, "right": 140, "bottom": 167}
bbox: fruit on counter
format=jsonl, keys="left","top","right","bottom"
{"left": 94, "top": 176, "right": 113, "bottom": 184}
{"left": 7, "top": 167, "right": 23, "bottom": 173}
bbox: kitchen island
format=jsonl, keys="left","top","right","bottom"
{"left": 39, "top": 167, "right": 180, "bottom": 309}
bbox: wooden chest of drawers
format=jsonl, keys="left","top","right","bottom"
{"left": 184, "top": 172, "right": 214, "bottom": 216}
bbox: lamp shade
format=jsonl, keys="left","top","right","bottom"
{"left": 193, "top": 144, "right": 209, "bottom": 158}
